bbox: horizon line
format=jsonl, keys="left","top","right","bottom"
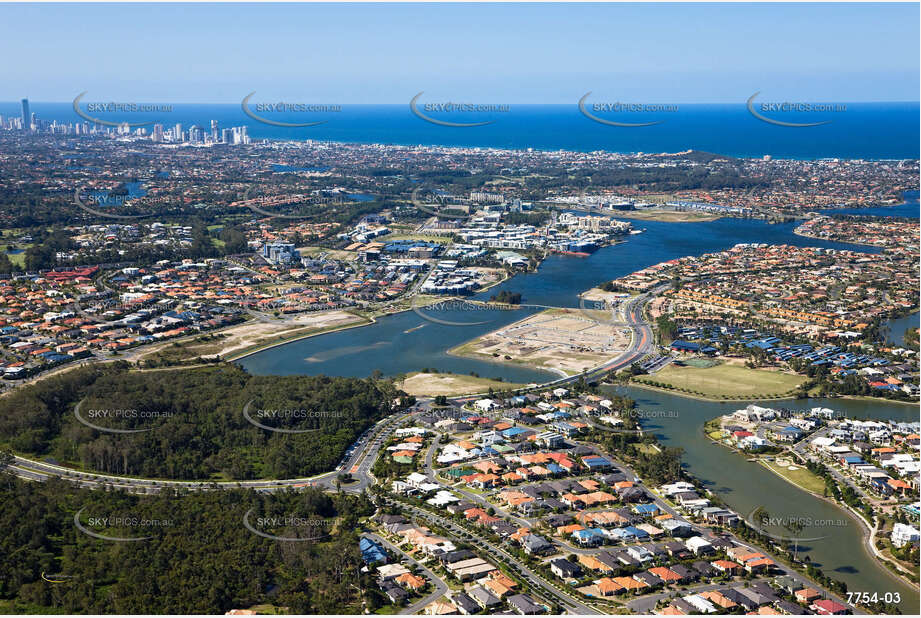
{"left": 6, "top": 99, "right": 921, "bottom": 106}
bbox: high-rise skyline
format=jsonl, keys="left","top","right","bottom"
{"left": 20, "top": 98, "right": 29, "bottom": 131}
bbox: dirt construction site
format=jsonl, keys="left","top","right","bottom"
{"left": 452, "top": 308, "right": 632, "bottom": 375}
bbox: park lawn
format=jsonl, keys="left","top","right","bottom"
{"left": 7, "top": 250, "right": 28, "bottom": 268}
{"left": 647, "top": 363, "right": 805, "bottom": 398}
{"left": 633, "top": 443, "right": 660, "bottom": 455}
{"left": 761, "top": 460, "right": 828, "bottom": 495}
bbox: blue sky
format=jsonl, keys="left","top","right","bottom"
{"left": 2, "top": 2, "right": 918, "bottom": 103}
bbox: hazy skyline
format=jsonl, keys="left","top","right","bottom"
{"left": 2, "top": 2, "right": 919, "bottom": 103}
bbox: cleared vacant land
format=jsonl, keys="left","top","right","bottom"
{"left": 451, "top": 308, "right": 630, "bottom": 375}
{"left": 139, "top": 311, "right": 367, "bottom": 364}
{"left": 642, "top": 362, "right": 806, "bottom": 398}
{"left": 612, "top": 208, "right": 719, "bottom": 222}
{"left": 398, "top": 372, "right": 527, "bottom": 397}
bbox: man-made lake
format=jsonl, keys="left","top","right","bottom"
{"left": 240, "top": 215, "right": 894, "bottom": 378}
{"left": 239, "top": 201, "right": 920, "bottom": 610}
{"left": 609, "top": 387, "right": 919, "bottom": 612}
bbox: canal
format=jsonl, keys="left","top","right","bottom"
{"left": 239, "top": 199, "right": 920, "bottom": 611}
{"left": 239, "top": 215, "right": 888, "bottom": 377}
{"left": 608, "top": 387, "right": 919, "bottom": 612}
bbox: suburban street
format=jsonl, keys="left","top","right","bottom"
{"left": 377, "top": 494, "right": 604, "bottom": 616}
{"left": 0, "top": 288, "right": 860, "bottom": 615}
{"left": 365, "top": 532, "right": 449, "bottom": 615}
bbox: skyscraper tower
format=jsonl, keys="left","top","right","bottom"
{"left": 210, "top": 119, "right": 219, "bottom": 142}
{"left": 20, "top": 98, "right": 30, "bottom": 131}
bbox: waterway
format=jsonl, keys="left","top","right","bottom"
{"left": 884, "top": 311, "right": 920, "bottom": 347}
{"left": 823, "top": 192, "right": 919, "bottom": 219}
{"left": 238, "top": 200, "right": 920, "bottom": 610}
{"left": 238, "top": 304, "right": 554, "bottom": 383}
{"left": 239, "top": 216, "right": 886, "bottom": 378}
{"left": 608, "top": 387, "right": 920, "bottom": 612}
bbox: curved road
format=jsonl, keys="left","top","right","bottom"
{"left": 6, "top": 289, "right": 661, "bottom": 492}
{"left": 7, "top": 410, "right": 409, "bottom": 495}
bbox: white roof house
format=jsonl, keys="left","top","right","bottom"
{"left": 427, "top": 490, "right": 460, "bottom": 507}
{"left": 683, "top": 594, "right": 717, "bottom": 613}
{"left": 474, "top": 399, "right": 498, "bottom": 411}
{"left": 660, "top": 481, "right": 696, "bottom": 496}
{"left": 892, "top": 523, "right": 920, "bottom": 548}
{"left": 406, "top": 472, "right": 429, "bottom": 487}
{"left": 686, "top": 536, "right": 713, "bottom": 554}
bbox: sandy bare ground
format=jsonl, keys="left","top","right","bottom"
{"left": 468, "top": 266, "right": 507, "bottom": 288}
{"left": 612, "top": 208, "right": 719, "bottom": 222}
{"left": 452, "top": 308, "right": 630, "bottom": 375}
{"left": 581, "top": 287, "right": 633, "bottom": 304}
{"left": 136, "top": 310, "right": 365, "bottom": 361}
{"left": 398, "top": 372, "right": 527, "bottom": 397}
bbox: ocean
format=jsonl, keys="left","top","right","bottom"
{"left": 2, "top": 101, "right": 919, "bottom": 160}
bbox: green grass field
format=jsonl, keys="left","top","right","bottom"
{"left": 633, "top": 443, "right": 661, "bottom": 455}
{"left": 643, "top": 363, "right": 805, "bottom": 398}
{"left": 6, "top": 250, "right": 27, "bottom": 268}
{"left": 761, "top": 460, "right": 828, "bottom": 495}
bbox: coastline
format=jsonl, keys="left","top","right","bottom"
{"left": 223, "top": 265, "right": 532, "bottom": 365}
{"left": 446, "top": 340, "right": 569, "bottom": 380}
{"left": 226, "top": 266, "right": 514, "bottom": 363}
{"left": 445, "top": 306, "right": 609, "bottom": 380}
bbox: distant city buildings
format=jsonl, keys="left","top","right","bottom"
{"left": 1, "top": 97, "right": 249, "bottom": 145}
{"left": 20, "top": 98, "right": 30, "bottom": 131}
